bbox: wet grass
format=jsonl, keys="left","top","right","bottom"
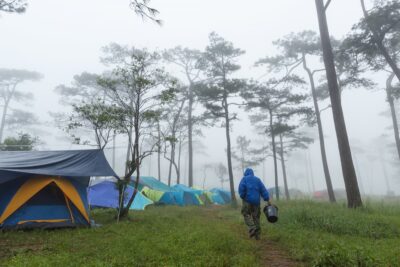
{"left": 1, "top": 200, "right": 400, "bottom": 266}
{"left": 0, "top": 206, "right": 258, "bottom": 267}
{"left": 262, "top": 200, "right": 400, "bottom": 266}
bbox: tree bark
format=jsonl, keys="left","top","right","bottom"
{"left": 279, "top": 134, "right": 290, "bottom": 200}
{"left": 316, "top": 0, "right": 362, "bottom": 208}
{"left": 302, "top": 53, "right": 336, "bottom": 202}
{"left": 386, "top": 73, "right": 400, "bottom": 160}
{"left": 119, "top": 96, "right": 141, "bottom": 219}
{"left": 124, "top": 122, "right": 133, "bottom": 175}
{"left": 223, "top": 98, "right": 237, "bottom": 206}
{"left": 177, "top": 137, "right": 182, "bottom": 184}
{"left": 269, "top": 110, "right": 279, "bottom": 200}
{"left": 360, "top": 0, "right": 400, "bottom": 82}
{"left": 188, "top": 82, "right": 194, "bottom": 187}
{"left": 167, "top": 99, "right": 186, "bottom": 186}
{"left": 157, "top": 120, "right": 161, "bottom": 181}
{"left": 167, "top": 140, "right": 174, "bottom": 186}
{"left": 172, "top": 159, "right": 180, "bottom": 185}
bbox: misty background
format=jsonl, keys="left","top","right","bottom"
{"left": 0, "top": 0, "right": 397, "bottom": 195}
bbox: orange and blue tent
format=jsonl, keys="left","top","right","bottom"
{"left": 0, "top": 150, "right": 117, "bottom": 229}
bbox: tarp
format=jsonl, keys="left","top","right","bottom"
{"left": 88, "top": 181, "right": 153, "bottom": 210}
{"left": 0, "top": 150, "right": 117, "bottom": 183}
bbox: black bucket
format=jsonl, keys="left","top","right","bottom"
{"left": 263, "top": 205, "right": 278, "bottom": 223}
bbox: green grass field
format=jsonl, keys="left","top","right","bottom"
{"left": 1, "top": 200, "right": 399, "bottom": 266}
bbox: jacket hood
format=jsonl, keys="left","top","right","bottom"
{"left": 244, "top": 168, "right": 254, "bottom": 177}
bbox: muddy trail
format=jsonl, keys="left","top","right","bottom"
{"left": 258, "top": 238, "right": 300, "bottom": 267}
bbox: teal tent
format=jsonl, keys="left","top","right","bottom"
{"left": 136, "top": 176, "right": 172, "bottom": 192}
{"left": 172, "top": 184, "right": 203, "bottom": 206}
{"left": 141, "top": 186, "right": 177, "bottom": 205}
{"left": 210, "top": 188, "right": 232, "bottom": 204}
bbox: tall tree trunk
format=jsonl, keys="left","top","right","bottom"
{"left": 279, "top": 134, "right": 290, "bottom": 200}
{"left": 188, "top": 83, "right": 194, "bottom": 187}
{"left": 172, "top": 160, "right": 180, "bottom": 185}
{"left": 386, "top": 73, "right": 400, "bottom": 160}
{"left": 360, "top": 0, "right": 400, "bottom": 82}
{"left": 157, "top": 120, "right": 161, "bottom": 181}
{"left": 120, "top": 99, "right": 141, "bottom": 219}
{"left": 223, "top": 98, "right": 237, "bottom": 206}
{"left": 167, "top": 141, "right": 174, "bottom": 186}
{"left": 302, "top": 53, "right": 336, "bottom": 202}
{"left": 316, "top": 0, "right": 362, "bottom": 208}
{"left": 125, "top": 127, "right": 133, "bottom": 174}
{"left": 177, "top": 137, "right": 182, "bottom": 184}
{"left": 269, "top": 110, "right": 279, "bottom": 200}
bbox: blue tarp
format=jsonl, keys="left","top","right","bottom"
{"left": 0, "top": 149, "right": 117, "bottom": 183}
{"left": 88, "top": 181, "right": 153, "bottom": 210}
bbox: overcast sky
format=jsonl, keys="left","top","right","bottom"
{"left": 0, "top": 0, "right": 398, "bottom": 194}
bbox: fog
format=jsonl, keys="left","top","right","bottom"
{"left": 0, "top": 0, "right": 398, "bottom": 195}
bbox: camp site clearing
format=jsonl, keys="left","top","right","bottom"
{"left": 1, "top": 201, "right": 400, "bottom": 266}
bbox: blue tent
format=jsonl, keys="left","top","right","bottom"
{"left": 136, "top": 176, "right": 173, "bottom": 192}
{"left": 141, "top": 186, "right": 177, "bottom": 205}
{"left": 210, "top": 188, "right": 232, "bottom": 204}
{"left": 134, "top": 177, "right": 179, "bottom": 205}
{"left": 158, "top": 191, "right": 177, "bottom": 205}
{"left": 88, "top": 181, "right": 153, "bottom": 210}
{"left": 172, "top": 184, "right": 202, "bottom": 206}
{"left": 207, "top": 191, "right": 226, "bottom": 205}
{"left": 0, "top": 150, "right": 116, "bottom": 229}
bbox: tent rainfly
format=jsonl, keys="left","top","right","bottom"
{"left": 0, "top": 150, "right": 117, "bottom": 229}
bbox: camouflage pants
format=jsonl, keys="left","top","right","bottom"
{"left": 241, "top": 200, "right": 261, "bottom": 239}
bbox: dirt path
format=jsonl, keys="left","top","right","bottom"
{"left": 258, "top": 238, "right": 301, "bottom": 267}
{"left": 208, "top": 206, "right": 301, "bottom": 266}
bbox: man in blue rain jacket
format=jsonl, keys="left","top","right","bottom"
{"left": 238, "top": 168, "right": 271, "bottom": 240}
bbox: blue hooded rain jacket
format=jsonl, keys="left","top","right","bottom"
{"left": 238, "top": 168, "right": 270, "bottom": 205}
